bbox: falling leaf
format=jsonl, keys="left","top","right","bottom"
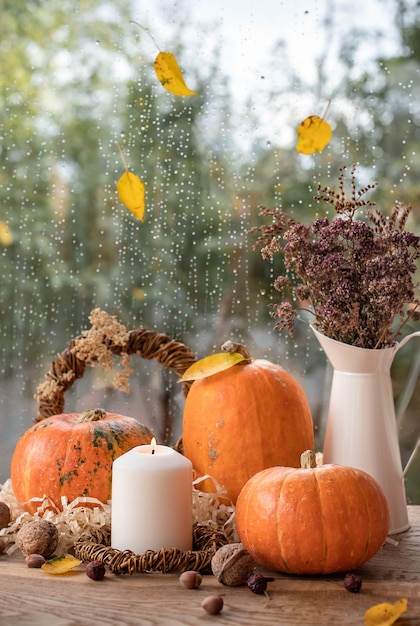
{"left": 0, "top": 221, "right": 13, "bottom": 246}
{"left": 117, "top": 171, "right": 145, "bottom": 222}
{"left": 364, "top": 598, "right": 408, "bottom": 626}
{"left": 41, "top": 555, "right": 83, "bottom": 575}
{"left": 132, "top": 287, "right": 146, "bottom": 300}
{"left": 179, "top": 352, "right": 246, "bottom": 382}
{"left": 296, "top": 115, "right": 332, "bottom": 154}
{"left": 154, "top": 51, "right": 199, "bottom": 96}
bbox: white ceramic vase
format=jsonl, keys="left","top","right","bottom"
{"left": 312, "top": 325, "right": 420, "bottom": 534}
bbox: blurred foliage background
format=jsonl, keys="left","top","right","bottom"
{"left": 0, "top": 0, "right": 419, "bottom": 499}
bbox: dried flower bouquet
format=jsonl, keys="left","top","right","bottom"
{"left": 250, "top": 165, "right": 420, "bottom": 349}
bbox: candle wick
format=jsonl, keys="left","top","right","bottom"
{"left": 151, "top": 449, "right": 155, "bottom": 455}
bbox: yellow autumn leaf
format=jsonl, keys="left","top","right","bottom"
{"left": 154, "top": 51, "right": 199, "bottom": 96}
{"left": 132, "top": 287, "right": 146, "bottom": 300}
{"left": 179, "top": 352, "right": 246, "bottom": 382}
{"left": 117, "top": 171, "right": 145, "bottom": 222}
{"left": 364, "top": 598, "right": 408, "bottom": 626}
{"left": 0, "top": 221, "right": 13, "bottom": 246}
{"left": 41, "top": 555, "right": 83, "bottom": 575}
{"left": 296, "top": 115, "right": 332, "bottom": 154}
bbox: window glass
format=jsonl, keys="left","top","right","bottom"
{"left": 1, "top": 0, "right": 419, "bottom": 500}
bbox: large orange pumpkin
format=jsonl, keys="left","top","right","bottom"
{"left": 235, "top": 450, "right": 390, "bottom": 574}
{"left": 11, "top": 408, "right": 154, "bottom": 514}
{"left": 182, "top": 353, "right": 314, "bottom": 503}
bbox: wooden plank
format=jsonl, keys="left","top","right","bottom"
{"left": 0, "top": 507, "right": 419, "bottom": 625}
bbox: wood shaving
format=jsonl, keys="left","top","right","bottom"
{"left": 0, "top": 480, "right": 111, "bottom": 556}
{"left": 385, "top": 535, "right": 399, "bottom": 547}
{"left": 0, "top": 473, "right": 236, "bottom": 555}
{"left": 192, "top": 475, "right": 236, "bottom": 542}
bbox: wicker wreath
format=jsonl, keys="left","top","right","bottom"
{"left": 74, "top": 523, "right": 229, "bottom": 574}
{"left": 35, "top": 313, "right": 230, "bottom": 572}
{"left": 36, "top": 324, "right": 197, "bottom": 422}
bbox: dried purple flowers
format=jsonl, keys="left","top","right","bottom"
{"left": 250, "top": 165, "right": 420, "bottom": 349}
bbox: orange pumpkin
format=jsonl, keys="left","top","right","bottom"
{"left": 235, "top": 450, "right": 390, "bottom": 574}
{"left": 11, "top": 408, "right": 154, "bottom": 514}
{"left": 182, "top": 354, "right": 314, "bottom": 503}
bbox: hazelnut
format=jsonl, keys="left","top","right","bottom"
{"left": 86, "top": 560, "right": 106, "bottom": 581}
{"left": 16, "top": 520, "right": 59, "bottom": 558}
{"left": 201, "top": 595, "right": 224, "bottom": 615}
{"left": 25, "top": 554, "right": 46, "bottom": 568}
{"left": 0, "top": 502, "right": 10, "bottom": 530}
{"left": 211, "top": 542, "right": 254, "bottom": 586}
{"left": 179, "top": 570, "right": 202, "bottom": 589}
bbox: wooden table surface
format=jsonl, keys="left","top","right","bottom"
{"left": 0, "top": 507, "right": 419, "bottom": 626}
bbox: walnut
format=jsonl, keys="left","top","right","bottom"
{"left": 16, "top": 520, "right": 59, "bottom": 559}
{"left": 211, "top": 542, "right": 254, "bottom": 586}
{"left": 0, "top": 502, "right": 10, "bottom": 530}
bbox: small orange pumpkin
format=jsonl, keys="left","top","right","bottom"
{"left": 11, "top": 408, "right": 154, "bottom": 514}
{"left": 182, "top": 347, "right": 314, "bottom": 503}
{"left": 235, "top": 450, "right": 390, "bottom": 574}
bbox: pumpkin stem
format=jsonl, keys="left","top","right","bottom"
{"left": 221, "top": 340, "right": 251, "bottom": 361}
{"left": 77, "top": 408, "right": 107, "bottom": 423}
{"left": 300, "top": 450, "right": 317, "bottom": 469}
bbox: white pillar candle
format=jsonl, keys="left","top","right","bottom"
{"left": 111, "top": 439, "right": 193, "bottom": 554}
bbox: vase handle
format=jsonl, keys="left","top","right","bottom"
{"left": 395, "top": 330, "right": 420, "bottom": 355}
